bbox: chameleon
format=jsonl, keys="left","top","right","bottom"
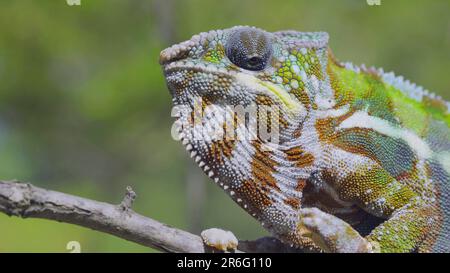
{"left": 159, "top": 26, "right": 450, "bottom": 253}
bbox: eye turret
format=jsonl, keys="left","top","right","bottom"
{"left": 225, "top": 27, "right": 272, "bottom": 71}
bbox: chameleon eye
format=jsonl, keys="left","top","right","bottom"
{"left": 225, "top": 27, "right": 272, "bottom": 71}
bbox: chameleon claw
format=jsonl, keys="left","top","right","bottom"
{"left": 298, "top": 208, "right": 373, "bottom": 253}
{"left": 201, "top": 228, "right": 238, "bottom": 252}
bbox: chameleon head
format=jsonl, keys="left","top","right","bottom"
{"left": 160, "top": 26, "right": 330, "bottom": 234}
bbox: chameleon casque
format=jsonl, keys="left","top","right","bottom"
{"left": 159, "top": 26, "right": 450, "bottom": 253}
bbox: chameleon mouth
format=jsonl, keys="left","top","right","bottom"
{"left": 163, "top": 67, "right": 234, "bottom": 103}
{"left": 164, "top": 63, "right": 304, "bottom": 113}
{"left": 163, "top": 61, "right": 232, "bottom": 77}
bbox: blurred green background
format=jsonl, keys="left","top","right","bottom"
{"left": 0, "top": 0, "right": 448, "bottom": 252}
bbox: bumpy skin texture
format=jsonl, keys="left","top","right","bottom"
{"left": 160, "top": 26, "right": 450, "bottom": 253}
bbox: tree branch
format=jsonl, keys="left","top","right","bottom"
{"left": 0, "top": 180, "right": 297, "bottom": 253}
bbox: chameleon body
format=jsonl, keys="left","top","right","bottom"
{"left": 160, "top": 26, "right": 450, "bottom": 253}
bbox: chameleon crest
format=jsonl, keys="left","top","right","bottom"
{"left": 160, "top": 26, "right": 450, "bottom": 253}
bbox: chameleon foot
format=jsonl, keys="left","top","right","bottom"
{"left": 298, "top": 208, "right": 375, "bottom": 253}
{"left": 201, "top": 228, "right": 238, "bottom": 252}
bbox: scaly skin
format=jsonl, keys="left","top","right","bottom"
{"left": 159, "top": 26, "right": 450, "bottom": 253}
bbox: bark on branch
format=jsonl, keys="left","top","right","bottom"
{"left": 0, "top": 180, "right": 296, "bottom": 253}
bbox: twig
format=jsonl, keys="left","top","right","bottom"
{"left": 0, "top": 180, "right": 297, "bottom": 253}
{"left": 119, "top": 186, "right": 137, "bottom": 212}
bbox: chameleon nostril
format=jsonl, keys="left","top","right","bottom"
{"left": 159, "top": 49, "right": 172, "bottom": 65}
